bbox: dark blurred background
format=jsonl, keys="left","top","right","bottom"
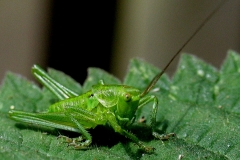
{"left": 47, "top": 1, "right": 117, "bottom": 84}
{"left": 0, "top": 0, "right": 240, "bottom": 84}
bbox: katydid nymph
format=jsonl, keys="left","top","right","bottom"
{"left": 8, "top": 2, "right": 225, "bottom": 153}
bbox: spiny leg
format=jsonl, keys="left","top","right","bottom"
{"left": 9, "top": 109, "right": 93, "bottom": 148}
{"left": 57, "top": 135, "right": 84, "bottom": 145}
{"left": 60, "top": 106, "right": 101, "bottom": 149}
{"left": 32, "top": 64, "right": 78, "bottom": 100}
{"left": 138, "top": 95, "right": 175, "bottom": 140}
{"left": 65, "top": 113, "right": 92, "bottom": 149}
{"left": 107, "top": 113, "right": 155, "bottom": 153}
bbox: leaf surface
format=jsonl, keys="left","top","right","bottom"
{"left": 0, "top": 50, "right": 239, "bottom": 159}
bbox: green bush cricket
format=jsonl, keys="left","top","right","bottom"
{"left": 8, "top": 63, "right": 176, "bottom": 153}
{"left": 8, "top": 2, "right": 225, "bottom": 153}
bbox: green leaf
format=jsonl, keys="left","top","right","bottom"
{"left": 47, "top": 68, "right": 82, "bottom": 95}
{"left": 124, "top": 58, "right": 171, "bottom": 96}
{"left": 83, "top": 67, "right": 121, "bottom": 92}
{"left": 0, "top": 50, "right": 240, "bottom": 159}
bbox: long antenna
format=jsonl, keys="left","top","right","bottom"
{"left": 140, "top": 0, "right": 226, "bottom": 97}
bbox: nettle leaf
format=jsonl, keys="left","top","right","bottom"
{"left": 0, "top": 50, "right": 240, "bottom": 159}
{"left": 124, "top": 58, "right": 170, "bottom": 96}
{"left": 83, "top": 67, "right": 121, "bottom": 92}
{"left": 47, "top": 68, "right": 83, "bottom": 95}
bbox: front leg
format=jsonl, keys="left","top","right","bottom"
{"left": 138, "top": 95, "right": 175, "bottom": 140}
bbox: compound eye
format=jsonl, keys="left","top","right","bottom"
{"left": 125, "top": 93, "right": 132, "bottom": 102}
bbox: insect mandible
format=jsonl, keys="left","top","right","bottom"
{"left": 8, "top": 2, "right": 225, "bottom": 153}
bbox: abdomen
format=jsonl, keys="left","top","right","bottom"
{"left": 48, "top": 91, "right": 99, "bottom": 113}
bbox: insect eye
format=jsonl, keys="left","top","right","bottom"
{"left": 125, "top": 93, "right": 132, "bottom": 102}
